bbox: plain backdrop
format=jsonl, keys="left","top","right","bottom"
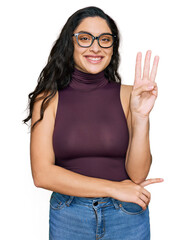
{"left": 1, "top": 0, "right": 183, "bottom": 239}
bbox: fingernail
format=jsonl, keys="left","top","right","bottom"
{"left": 147, "top": 85, "right": 154, "bottom": 90}
{"left": 148, "top": 50, "right": 152, "bottom": 56}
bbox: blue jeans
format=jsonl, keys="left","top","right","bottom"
{"left": 49, "top": 192, "right": 150, "bottom": 240}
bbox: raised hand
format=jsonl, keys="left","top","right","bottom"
{"left": 130, "top": 50, "right": 159, "bottom": 118}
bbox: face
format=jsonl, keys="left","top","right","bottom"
{"left": 73, "top": 17, "right": 113, "bottom": 74}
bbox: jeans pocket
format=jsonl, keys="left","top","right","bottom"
{"left": 118, "top": 201, "right": 148, "bottom": 216}
{"left": 50, "top": 192, "right": 67, "bottom": 211}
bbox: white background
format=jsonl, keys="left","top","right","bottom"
{"left": 1, "top": 0, "right": 182, "bottom": 239}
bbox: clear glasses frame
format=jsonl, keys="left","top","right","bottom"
{"left": 72, "top": 31, "right": 116, "bottom": 48}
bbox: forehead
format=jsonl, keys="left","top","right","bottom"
{"left": 74, "top": 17, "right": 112, "bottom": 35}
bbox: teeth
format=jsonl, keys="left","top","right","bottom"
{"left": 87, "top": 57, "right": 102, "bottom": 60}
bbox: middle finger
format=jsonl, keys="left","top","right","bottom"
{"left": 142, "top": 50, "right": 152, "bottom": 80}
{"left": 139, "top": 193, "right": 149, "bottom": 206}
{"left": 142, "top": 188, "right": 151, "bottom": 200}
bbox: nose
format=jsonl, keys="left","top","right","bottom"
{"left": 89, "top": 39, "right": 101, "bottom": 53}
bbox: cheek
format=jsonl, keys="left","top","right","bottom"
{"left": 73, "top": 46, "right": 85, "bottom": 63}
{"left": 73, "top": 50, "right": 80, "bottom": 66}
{"left": 105, "top": 49, "right": 113, "bottom": 63}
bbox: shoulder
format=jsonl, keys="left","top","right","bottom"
{"left": 31, "top": 90, "right": 59, "bottom": 129}
{"left": 120, "top": 84, "right": 133, "bottom": 119}
{"left": 120, "top": 84, "right": 133, "bottom": 98}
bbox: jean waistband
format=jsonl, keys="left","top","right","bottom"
{"left": 52, "top": 192, "right": 120, "bottom": 209}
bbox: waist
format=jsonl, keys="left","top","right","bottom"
{"left": 55, "top": 156, "right": 130, "bottom": 182}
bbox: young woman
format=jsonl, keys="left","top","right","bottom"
{"left": 23, "top": 6, "right": 163, "bottom": 240}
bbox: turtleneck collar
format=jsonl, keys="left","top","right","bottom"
{"left": 69, "top": 68, "right": 109, "bottom": 92}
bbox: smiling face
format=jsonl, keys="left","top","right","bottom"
{"left": 73, "top": 17, "right": 113, "bottom": 74}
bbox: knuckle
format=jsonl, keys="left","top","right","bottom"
{"left": 147, "top": 192, "right": 151, "bottom": 199}
{"left": 136, "top": 191, "right": 141, "bottom": 198}
{"left": 136, "top": 185, "right": 141, "bottom": 191}
{"left": 137, "top": 200, "right": 145, "bottom": 209}
{"left": 142, "top": 203, "right": 147, "bottom": 209}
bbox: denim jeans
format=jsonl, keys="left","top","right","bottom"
{"left": 49, "top": 191, "right": 150, "bottom": 240}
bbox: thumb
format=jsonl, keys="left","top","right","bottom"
{"left": 140, "top": 178, "right": 164, "bottom": 187}
{"left": 133, "top": 83, "right": 156, "bottom": 96}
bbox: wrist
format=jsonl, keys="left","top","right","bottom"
{"left": 103, "top": 180, "right": 116, "bottom": 198}
{"left": 130, "top": 113, "right": 150, "bottom": 137}
{"left": 131, "top": 112, "right": 149, "bottom": 126}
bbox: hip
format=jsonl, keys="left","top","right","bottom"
{"left": 49, "top": 191, "right": 150, "bottom": 240}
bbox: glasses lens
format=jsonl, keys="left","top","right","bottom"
{"left": 77, "top": 33, "right": 92, "bottom": 47}
{"left": 99, "top": 34, "right": 114, "bottom": 48}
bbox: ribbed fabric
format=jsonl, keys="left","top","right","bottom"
{"left": 69, "top": 68, "right": 108, "bottom": 91}
{"left": 53, "top": 68, "right": 130, "bottom": 181}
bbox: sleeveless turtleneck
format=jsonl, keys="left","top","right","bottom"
{"left": 53, "top": 68, "right": 130, "bottom": 181}
{"left": 69, "top": 68, "right": 109, "bottom": 91}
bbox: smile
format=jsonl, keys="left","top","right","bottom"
{"left": 84, "top": 56, "right": 104, "bottom": 63}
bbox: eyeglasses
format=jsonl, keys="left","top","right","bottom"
{"left": 72, "top": 31, "right": 116, "bottom": 48}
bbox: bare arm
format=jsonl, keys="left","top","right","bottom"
{"left": 30, "top": 91, "right": 112, "bottom": 197}
{"left": 120, "top": 84, "right": 151, "bottom": 184}
{"left": 124, "top": 50, "right": 159, "bottom": 184}
{"left": 125, "top": 104, "right": 152, "bottom": 184}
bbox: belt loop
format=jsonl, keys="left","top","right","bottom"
{"left": 66, "top": 196, "right": 74, "bottom": 207}
{"left": 111, "top": 198, "right": 120, "bottom": 209}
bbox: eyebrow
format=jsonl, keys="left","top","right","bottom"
{"left": 77, "top": 31, "right": 113, "bottom": 35}
{"left": 78, "top": 31, "right": 90, "bottom": 34}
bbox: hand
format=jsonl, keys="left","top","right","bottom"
{"left": 130, "top": 50, "right": 159, "bottom": 118}
{"left": 110, "top": 178, "right": 164, "bottom": 210}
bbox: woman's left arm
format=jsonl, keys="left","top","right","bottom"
{"left": 125, "top": 50, "right": 159, "bottom": 184}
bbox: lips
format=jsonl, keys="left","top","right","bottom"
{"left": 84, "top": 55, "right": 104, "bottom": 64}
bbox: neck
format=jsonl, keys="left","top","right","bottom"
{"left": 69, "top": 68, "right": 109, "bottom": 91}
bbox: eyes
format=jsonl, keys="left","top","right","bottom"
{"left": 73, "top": 32, "right": 115, "bottom": 48}
{"left": 78, "top": 35, "right": 111, "bottom": 42}
{"left": 79, "top": 36, "right": 90, "bottom": 41}
{"left": 101, "top": 37, "right": 111, "bottom": 42}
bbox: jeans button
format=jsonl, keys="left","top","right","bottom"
{"left": 93, "top": 201, "right": 98, "bottom": 206}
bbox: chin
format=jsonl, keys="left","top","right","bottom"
{"left": 82, "top": 65, "right": 106, "bottom": 74}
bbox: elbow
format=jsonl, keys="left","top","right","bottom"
{"left": 127, "top": 170, "right": 151, "bottom": 185}
{"left": 32, "top": 171, "right": 45, "bottom": 188}
{"left": 34, "top": 180, "right": 41, "bottom": 188}
{"left": 32, "top": 165, "right": 52, "bottom": 188}
{"left": 131, "top": 178, "right": 146, "bottom": 185}
{"left": 126, "top": 155, "right": 153, "bottom": 185}
{"left": 125, "top": 165, "right": 147, "bottom": 184}
{"left": 33, "top": 176, "right": 42, "bottom": 188}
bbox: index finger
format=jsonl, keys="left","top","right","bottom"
{"left": 140, "top": 178, "right": 164, "bottom": 187}
{"left": 142, "top": 50, "right": 152, "bottom": 80}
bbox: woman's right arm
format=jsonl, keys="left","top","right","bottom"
{"left": 30, "top": 91, "right": 162, "bottom": 209}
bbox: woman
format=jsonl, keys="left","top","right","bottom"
{"left": 23, "top": 6, "right": 163, "bottom": 240}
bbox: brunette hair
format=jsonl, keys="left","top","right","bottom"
{"left": 23, "top": 6, "right": 121, "bottom": 129}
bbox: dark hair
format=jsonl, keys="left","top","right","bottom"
{"left": 23, "top": 6, "right": 121, "bottom": 130}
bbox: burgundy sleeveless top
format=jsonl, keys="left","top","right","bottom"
{"left": 53, "top": 68, "right": 130, "bottom": 181}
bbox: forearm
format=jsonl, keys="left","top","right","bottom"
{"left": 35, "top": 164, "right": 113, "bottom": 198}
{"left": 125, "top": 116, "right": 152, "bottom": 184}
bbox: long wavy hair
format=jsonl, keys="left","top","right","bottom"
{"left": 23, "top": 6, "right": 121, "bottom": 130}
